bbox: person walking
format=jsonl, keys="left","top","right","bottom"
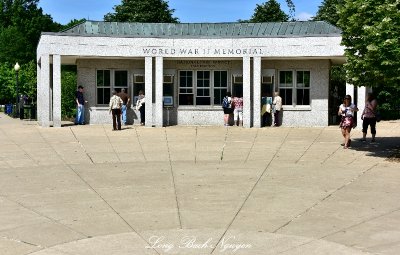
{"left": 272, "top": 91, "right": 282, "bottom": 126}
{"left": 338, "top": 95, "right": 358, "bottom": 149}
{"left": 75, "top": 85, "right": 87, "bottom": 125}
{"left": 109, "top": 90, "right": 123, "bottom": 131}
{"left": 135, "top": 90, "right": 145, "bottom": 125}
{"left": 118, "top": 88, "right": 130, "bottom": 125}
{"left": 361, "top": 92, "right": 378, "bottom": 142}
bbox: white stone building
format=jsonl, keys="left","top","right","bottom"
{"left": 36, "top": 21, "right": 358, "bottom": 128}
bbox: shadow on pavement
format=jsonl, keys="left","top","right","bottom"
{"left": 349, "top": 136, "right": 400, "bottom": 161}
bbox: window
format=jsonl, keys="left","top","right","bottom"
{"left": 114, "top": 70, "right": 128, "bottom": 93}
{"left": 278, "top": 70, "right": 310, "bottom": 106}
{"left": 214, "top": 71, "right": 228, "bottom": 105}
{"left": 196, "top": 71, "right": 210, "bottom": 105}
{"left": 96, "top": 70, "right": 111, "bottom": 105}
{"left": 178, "top": 70, "right": 228, "bottom": 106}
{"left": 96, "top": 70, "right": 128, "bottom": 105}
{"left": 296, "top": 71, "right": 310, "bottom": 105}
{"left": 179, "top": 71, "right": 193, "bottom": 105}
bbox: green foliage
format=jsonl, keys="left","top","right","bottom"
{"left": 313, "top": 0, "right": 344, "bottom": 25}
{"left": 104, "top": 0, "right": 179, "bottom": 23}
{"left": 0, "top": 0, "right": 61, "bottom": 64}
{"left": 61, "top": 18, "right": 86, "bottom": 31}
{"left": 61, "top": 66, "right": 78, "bottom": 119}
{"left": 0, "top": 60, "right": 37, "bottom": 105}
{"left": 338, "top": 0, "right": 400, "bottom": 89}
{"left": 250, "top": 0, "right": 289, "bottom": 22}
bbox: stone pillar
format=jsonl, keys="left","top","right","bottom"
{"left": 155, "top": 57, "right": 163, "bottom": 127}
{"left": 345, "top": 83, "right": 354, "bottom": 99}
{"left": 357, "top": 86, "right": 369, "bottom": 129}
{"left": 39, "top": 54, "right": 50, "bottom": 127}
{"left": 253, "top": 57, "right": 262, "bottom": 128}
{"left": 243, "top": 56, "right": 251, "bottom": 128}
{"left": 36, "top": 58, "right": 41, "bottom": 123}
{"left": 52, "top": 55, "right": 61, "bottom": 127}
{"left": 145, "top": 57, "right": 153, "bottom": 127}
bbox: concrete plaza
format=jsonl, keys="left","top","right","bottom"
{"left": 0, "top": 112, "right": 399, "bottom": 255}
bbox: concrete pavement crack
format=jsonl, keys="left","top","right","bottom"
{"left": 164, "top": 128, "right": 183, "bottom": 229}
{"left": 244, "top": 129, "right": 259, "bottom": 163}
{"left": 69, "top": 127, "right": 94, "bottom": 164}
{"left": 211, "top": 128, "right": 292, "bottom": 254}
{"left": 295, "top": 128, "right": 324, "bottom": 164}
{"left": 101, "top": 124, "right": 121, "bottom": 163}
{"left": 220, "top": 127, "right": 230, "bottom": 162}
{"left": 272, "top": 163, "right": 379, "bottom": 234}
{"left": 134, "top": 126, "right": 147, "bottom": 162}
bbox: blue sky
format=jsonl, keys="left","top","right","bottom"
{"left": 38, "top": 0, "right": 323, "bottom": 25}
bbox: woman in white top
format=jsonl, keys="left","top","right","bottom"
{"left": 338, "top": 95, "right": 358, "bottom": 148}
{"left": 272, "top": 92, "right": 282, "bottom": 126}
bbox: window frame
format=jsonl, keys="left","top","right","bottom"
{"left": 178, "top": 70, "right": 229, "bottom": 107}
{"left": 278, "top": 69, "right": 311, "bottom": 107}
{"left": 96, "top": 69, "right": 129, "bottom": 106}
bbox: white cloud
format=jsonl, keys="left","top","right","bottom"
{"left": 295, "top": 12, "right": 313, "bottom": 21}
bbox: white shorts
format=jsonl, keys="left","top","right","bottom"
{"left": 234, "top": 109, "right": 243, "bottom": 121}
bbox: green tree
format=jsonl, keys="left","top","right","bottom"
{"left": 104, "top": 0, "right": 179, "bottom": 23}
{"left": 338, "top": 0, "right": 400, "bottom": 89}
{"left": 313, "top": 0, "right": 344, "bottom": 25}
{"left": 0, "top": 0, "right": 61, "bottom": 64}
{"left": 250, "top": 0, "right": 289, "bottom": 22}
{"left": 61, "top": 18, "right": 86, "bottom": 31}
{"left": 61, "top": 66, "right": 78, "bottom": 119}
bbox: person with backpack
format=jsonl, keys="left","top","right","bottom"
{"left": 222, "top": 91, "right": 233, "bottom": 126}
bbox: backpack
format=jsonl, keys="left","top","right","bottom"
{"left": 222, "top": 97, "right": 231, "bottom": 108}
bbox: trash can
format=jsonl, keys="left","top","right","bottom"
{"left": 5, "top": 104, "right": 13, "bottom": 115}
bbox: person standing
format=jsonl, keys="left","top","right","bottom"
{"left": 338, "top": 95, "right": 358, "bottom": 149}
{"left": 361, "top": 93, "right": 378, "bottom": 142}
{"left": 75, "top": 85, "right": 87, "bottom": 125}
{"left": 118, "top": 88, "right": 130, "bottom": 125}
{"left": 135, "top": 90, "right": 145, "bottom": 125}
{"left": 232, "top": 94, "right": 243, "bottom": 126}
{"left": 272, "top": 91, "right": 282, "bottom": 126}
{"left": 109, "top": 90, "right": 123, "bottom": 131}
{"left": 222, "top": 91, "right": 233, "bottom": 126}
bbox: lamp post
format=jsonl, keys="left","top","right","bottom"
{"left": 14, "top": 63, "right": 20, "bottom": 118}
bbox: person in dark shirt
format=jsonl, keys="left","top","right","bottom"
{"left": 118, "top": 88, "right": 130, "bottom": 125}
{"left": 75, "top": 85, "right": 87, "bottom": 125}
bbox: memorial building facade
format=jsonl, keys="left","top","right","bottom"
{"left": 37, "top": 21, "right": 347, "bottom": 127}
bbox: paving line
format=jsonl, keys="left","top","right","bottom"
{"left": 164, "top": 128, "right": 183, "bottom": 229}
{"left": 69, "top": 127, "right": 94, "bottom": 164}
{"left": 194, "top": 126, "right": 198, "bottom": 164}
{"left": 244, "top": 128, "right": 259, "bottom": 163}
{"left": 219, "top": 127, "right": 230, "bottom": 162}
{"left": 272, "top": 163, "right": 379, "bottom": 234}
{"left": 65, "top": 164, "right": 161, "bottom": 255}
{"left": 0, "top": 127, "right": 39, "bottom": 167}
{"left": 211, "top": 128, "right": 292, "bottom": 254}
{"left": 133, "top": 125, "right": 147, "bottom": 162}
{"left": 295, "top": 128, "right": 324, "bottom": 164}
{"left": 101, "top": 124, "right": 122, "bottom": 163}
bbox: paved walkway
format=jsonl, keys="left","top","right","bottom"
{"left": 0, "top": 112, "right": 399, "bottom": 255}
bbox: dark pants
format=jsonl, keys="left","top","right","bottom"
{"left": 274, "top": 110, "right": 280, "bottom": 126}
{"left": 362, "top": 117, "right": 376, "bottom": 134}
{"left": 112, "top": 109, "right": 121, "bottom": 130}
{"left": 139, "top": 104, "right": 145, "bottom": 124}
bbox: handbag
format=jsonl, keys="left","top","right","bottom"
{"left": 375, "top": 111, "right": 381, "bottom": 122}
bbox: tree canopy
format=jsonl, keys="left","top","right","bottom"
{"left": 104, "top": 0, "right": 179, "bottom": 23}
{"left": 313, "top": 0, "right": 343, "bottom": 25}
{"left": 250, "top": 0, "right": 289, "bottom": 22}
{"left": 0, "top": 0, "right": 61, "bottom": 64}
{"left": 338, "top": 0, "right": 400, "bottom": 89}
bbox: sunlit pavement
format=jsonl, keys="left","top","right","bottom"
{"left": 1, "top": 112, "right": 399, "bottom": 255}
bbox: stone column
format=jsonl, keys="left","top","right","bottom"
{"left": 155, "top": 57, "right": 163, "bottom": 127}
{"left": 52, "top": 55, "right": 61, "bottom": 127}
{"left": 243, "top": 56, "right": 251, "bottom": 128}
{"left": 357, "top": 86, "right": 368, "bottom": 129}
{"left": 145, "top": 57, "right": 153, "bottom": 127}
{"left": 36, "top": 58, "right": 41, "bottom": 123}
{"left": 345, "top": 83, "right": 354, "bottom": 99}
{"left": 39, "top": 54, "right": 50, "bottom": 127}
{"left": 253, "top": 57, "right": 262, "bottom": 128}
